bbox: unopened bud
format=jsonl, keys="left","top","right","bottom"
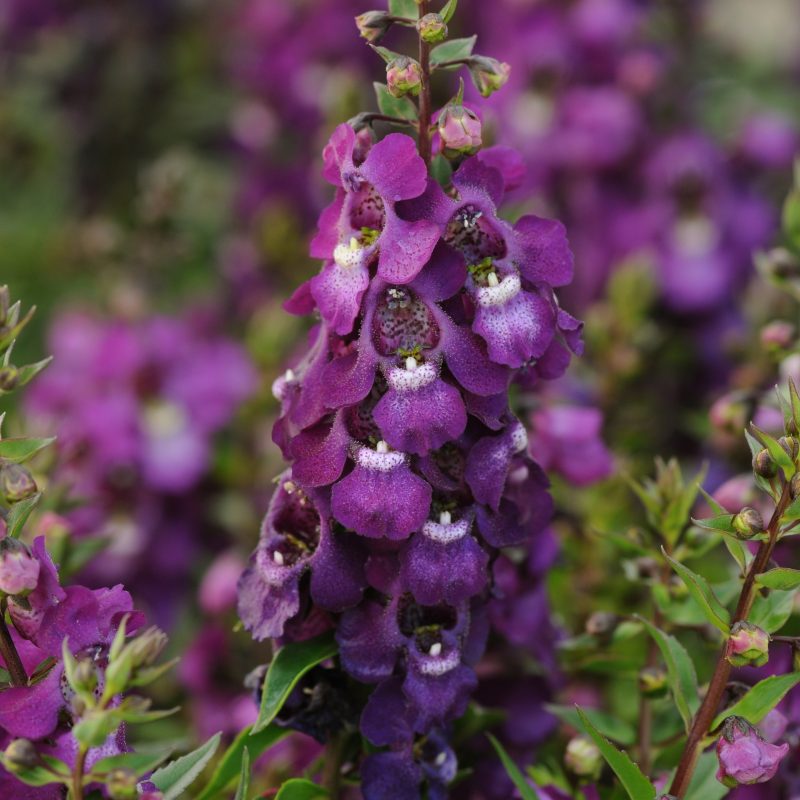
{"left": 760, "top": 321, "right": 795, "bottom": 351}
{"left": 72, "top": 657, "right": 99, "bottom": 696}
{"left": 0, "top": 366, "right": 18, "bottom": 391}
{"left": 0, "top": 537, "right": 39, "bottom": 596}
{"left": 753, "top": 449, "right": 777, "bottom": 479}
{"left": 564, "top": 736, "right": 602, "bottom": 780}
{"left": 726, "top": 622, "right": 770, "bottom": 667}
{"left": 108, "top": 767, "right": 138, "bottom": 800}
{"left": 417, "top": 13, "right": 447, "bottom": 43}
{"left": 585, "top": 611, "right": 618, "bottom": 638}
{"left": 4, "top": 739, "right": 39, "bottom": 771}
{"left": 355, "top": 11, "right": 392, "bottom": 43}
{"left": 468, "top": 55, "right": 511, "bottom": 97}
{"left": 779, "top": 436, "right": 799, "bottom": 460}
{"left": 717, "top": 716, "right": 788, "bottom": 787}
{"left": 127, "top": 626, "right": 168, "bottom": 669}
{"left": 639, "top": 666, "right": 668, "bottom": 698}
{"left": 732, "top": 507, "right": 764, "bottom": 540}
{"left": 438, "top": 104, "right": 482, "bottom": 158}
{"left": 386, "top": 56, "right": 422, "bottom": 98}
{"left": 0, "top": 462, "right": 37, "bottom": 503}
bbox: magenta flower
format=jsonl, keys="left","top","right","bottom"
{"left": 716, "top": 717, "right": 789, "bottom": 787}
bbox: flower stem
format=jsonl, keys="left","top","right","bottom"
{"left": 0, "top": 600, "right": 27, "bottom": 687}
{"left": 417, "top": 0, "right": 432, "bottom": 166}
{"left": 69, "top": 745, "right": 88, "bottom": 800}
{"left": 321, "top": 733, "right": 346, "bottom": 800}
{"left": 668, "top": 482, "right": 792, "bottom": 797}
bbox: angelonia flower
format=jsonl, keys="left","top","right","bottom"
{"left": 238, "top": 11, "right": 581, "bottom": 793}
{"left": 717, "top": 717, "right": 790, "bottom": 788}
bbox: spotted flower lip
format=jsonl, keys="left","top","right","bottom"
{"left": 355, "top": 444, "right": 407, "bottom": 472}
{"left": 471, "top": 271, "right": 522, "bottom": 307}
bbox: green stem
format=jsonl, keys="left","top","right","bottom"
{"left": 416, "top": 0, "right": 432, "bottom": 165}
{"left": 69, "top": 745, "right": 88, "bottom": 800}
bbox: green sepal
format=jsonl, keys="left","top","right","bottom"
{"left": 5, "top": 492, "right": 42, "bottom": 538}
{"left": 430, "top": 35, "right": 476, "bottom": 67}
{"left": 662, "top": 549, "right": 731, "bottom": 634}
{"left": 0, "top": 436, "right": 56, "bottom": 463}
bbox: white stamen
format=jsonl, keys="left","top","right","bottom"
{"left": 405, "top": 356, "right": 418, "bottom": 371}
{"left": 486, "top": 271, "right": 499, "bottom": 287}
{"left": 376, "top": 440, "right": 389, "bottom": 454}
{"left": 273, "top": 550, "right": 285, "bottom": 566}
{"left": 429, "top": 642, "right": 442, "bottom": 657}
{"left": 473, "top": 272, "right": 522, "bottom": 308}
{"left": 435, "top": 752, "right": 447, "bottom": 767}
{"left": 284, "top": 368, "right": 295, "bottom": 382}
{"left": 439, "top": 510, "right": 452, "bottom": 526}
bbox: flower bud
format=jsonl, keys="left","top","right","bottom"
{"left": 0, "top": 537, "right": 39, "bottom": 596}
{"left": 726, "top": 622, "right": 770, "bottom": 667}
{"left": 732, "top": 507, "right": 764, "bottom": 540}
{"left": 468, "top": 56, "right": 511, "bottom": 97}
{"left": 417, "top": 13, "right": 447, "bottom": 43}
{"left": 760, "top": 321, "right": 795, "bottom": 351}
{"left": 638, "top": 666, "right": 668, "bottom": 698}
{"left": 753, "top": 449, "right": 777, "bottom": 479}
{"left": 386, "top": 56, "right": 423, "bottom": 98}
{"left": 108, "top": 767, "right": 139, "bottom": 800}
{"left": 0, "top": 462, "right": 37, "bottom": 503}
{"left": 0, "top": 366, "right": 18, "bottom": 392}
{"left": 585, "top": 611, "right": 618, "bottom": 638}
{"left": 126, "top": 626, "right": 168, "bottom": 670}
{"left": 438, "top": 104, "right": 482, "bottom": 158}
{"left": 355, "top": 11, "right": 392, "bottom": 43}
{"left": 0, "top": 286, "right": 9, "bottom": 328}
{"left": 779, "top": 435, "right": 799, "bottom": 460}
{"left": 564, "top": 736, "right": 602, "bottom": 780}
{"left": 72, "top": 657, "right": 99, "bottom": 697}
{"left": 4, "top": 739, "right": 39, "bottom": 771}
{"left": 716, "top": 716, "right": 789, "bottom": 787}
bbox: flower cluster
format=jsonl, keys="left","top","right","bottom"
{"left": 237, "top": 6, "right": 582, "bottom": 794}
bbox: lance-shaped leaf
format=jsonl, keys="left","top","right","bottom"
{"left": 545, "top": 705, "right": 635, "bottom": 746}
{"left": 574, "top": 708, "right": 656, "bottom": 800}
{"left": 751, "top": 423, "right": 796, "bottom": 480}
{"left": 712, "top": 673, "right": 800, "bottom": 730}
{"left": 430, "top": 35, "right": 476, "bottom": 66}
{"left": 0, "top": 436, "right": 56, "bottom": 463}
{"left": 373, "top": 82, "right": 418, "bottom": 120}
{"left": 252, "top": 631, "right": 337, "bottom": 734}
{"left": 637, "top": 617, "right": 699, "bottom": 732}
{"left": 370, "top": 44, "right": 406, "bottom": 63}
{"left": 234, "top": 747, "right": 250, "bottom": 800}
{"left": 13, "top": 357, "right": 53, "bottom": 389}
{"left": 89, "top": 751, "right": 172, "bottom": 780}
{"left": 0, "top": 754, "right": 70, "bottom": 788}
{"left": 151, "top": 733, "right": 222, "bottom": 800}
{"left": 441, "top": 0, "right": 458, "bottom": 23}
{"left": 750, "top": 588, "right": 794, "bottom": 634}
{"left": 756, "top": 567, "right": 800, "bottom": 591}
{"left": 662, "top": 550, "right": 731, "bottom": 634}
{"left": 789, "top": 378, "right": 800, "bottom": 432}
{"left": 5, "top": 492, "right": 41, "bottom": 538}
{"left": 699, "top": 487, "right": 728, "bottom": 516}
{"left": 692, "top": 514, "right": 737, "bottom": 534}
{"left": 487, "top": 734, "right": 540, "bottom": 800}
{"left": 275, "top": 779, "right": 329, "bottom": 799}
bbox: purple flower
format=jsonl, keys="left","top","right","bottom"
{"left": 717, "top": 717, "right": 790, "bottom": 787}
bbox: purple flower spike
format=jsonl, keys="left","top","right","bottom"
{"left": 400, "top": 513, "right": 488, "bottom": 604}
{"left": 374, "top": 359, "right": 467, "bottom": 455}
{"left": 331, "top": 444, "right": 432, "bottom": 539}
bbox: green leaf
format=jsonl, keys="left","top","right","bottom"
{"left": 487, "top": 734, "right": 540, "bottom": 800}
{"left": 0, "top": 305, "right": 35, "bottom": 351}
{"left": 756, "top": 567, "right": 800, "bottom": 590}
{"left": 388, "top": 0, "right": 418, "bottom": 17}
{"left": 691, "top": 514, "right": 737, "bottom": 534}
{"left": 749, "top": 588, "right": 794, "bottom": 634}
{"left": 574, "top": 708, "right": 656, "bottom": 800}
{"left": 781, "top": 495, "right": 800, "bottom": 522}
{"left": 373, "top": 82, "right": 418, "bottom": 120}
{"left": 151, "top": 733, "right": 222, "bottom": 800}
{"left": 197, "top": 725, "right": 286, "bottom": 800}
{"left": 789, "top": 378, "right": 800, "bottom": 432}
{"left": 274, "top": 779, "right": 329, "bottom": 800}
{"left": 60, "top": 536, "right": 111, "bottom": 578}
{"left": 699, "top": 487, "right": 728, "bottom": 516}
{"left": 712, "top": 673, "right": 800, "bottom": 730}
{"left": 430, "top": 35, "right": 476, "bottom": 66}
{"left": 440, "top": 0, "right": 458, "bottom": 22}
{"left": 370, "top": 44, "right": 405, "bottom": 63}
{"left": 0, "top": 436, "right": 55, "bottom": 462}
{"left": 545, "top": 705, "right": 635, "bottom": 746}
{"left": 662, "top": 550, "right": 731, "bottom": 634}
{"left": 252, "top": 631, "right": 337, "bottom": 734}
{"left": 430, "top": 153, "right": 453, "bottom": 187}
{"left": 90, "top": 751, "right": 171, "bottom": 779}
{"left": 783, "top": 187, "right": 800, "bottom": 252}
{"left": 722, "top": 536, "right": 749, "bottom": 573}
{"left": 638, "top": 618, "right": 699, "bottom": 732}
{"left": 5, "top": 492, "right": 41, "bottom": 538}
{"left": 751, "top": 423, "right": 796, "bottom": 480}
{"left": 234, "top": 747, "right": 250, "bottom": 800}
{"left": 14, "top": 357, "right": 52, "bottom": 388}
{"left": 0, "top": 754, "right": 70, "bottom": 787}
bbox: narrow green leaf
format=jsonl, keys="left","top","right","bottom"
{"left": 638, "top": 618, "right": 699, "bottom": 732}
{"left": 151, "top": 733, "right": 222, "bottom": 800}
{"left": 712, "top": 673, "right": 800, "bottom": 730}
{"left": 430, "top": 35, "right": 476, "bottom": 66}
{"left": 789, "top": 378, "right": 800, "bottom": 432}
{"left": 574, "top": 708, "right": 656, "bottom": 800}
{"left": 749, "top": 588, "right": 794, "bottom": 634}
{"left": 274, "top": 779, "right": 329, "bottom": 800}
{"left": 430, "top": 153, "right": 453, "bottom": 187}
{"left": 197, "top": 725, "right": 286, "bottom": 800}
{"left": 782, "top": 187, "right": 800, "bottom": 252}
{"left": 781, "top": 495, "right": 800, "bottom": 522}
{"left": 699, "top": 486, "right": 728, "bottom": 516}
{"left": 370, "top": 44, "right": 405, "bottom": 63}
{"left": 0, "top": 754, "right": 70, "bottom": 787}
{"left": 662, "top": 550, "right": 731, "bottom": 634}
{"left": 751, "top": 423, "right": 796, "bottom": 480}
{"left": 545, "top": 705, "right": 635, "bottom": 746}
{"left": 388, "top": 0, "right": 418, "bottom": 17}
{"left": 691, "top": 514, "right": 736, "bottom": 534}
{"left": 234, "top": 747, "right": 250, "bottom": 800}
{"left": 440, "top": 0, "right": 458, "bottom": 23}
{"left": 14, "top": 357, "right": 53, "bottom": 388}
{"left": 756, "top": 567, "right": 800, "bottom": 590}
{"left": 373, "top": 82, "right": 418, "bottom": 120}
{"left": 723, "top": 536, "right": 749, "bottom": 573}
{"left": 90, "top": 750, "right": 171, "bottom": 779}
{"left": 252, "top": 632, "right": 337, "bottom": 734}
{"left": 0, "top": 306, "right": 35, "bottom": 351}
{"left": 5, "top": 492, "right": 41, "bottom": 538}
{"left": 487, "top": 734, "right": 540, "bottom": 800}
{"left": 0, "top": 436, "right": 56, "bottom": 462}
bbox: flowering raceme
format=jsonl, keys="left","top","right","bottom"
{"left": 237, "top": 5, "right": 582, "bottom": 796}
